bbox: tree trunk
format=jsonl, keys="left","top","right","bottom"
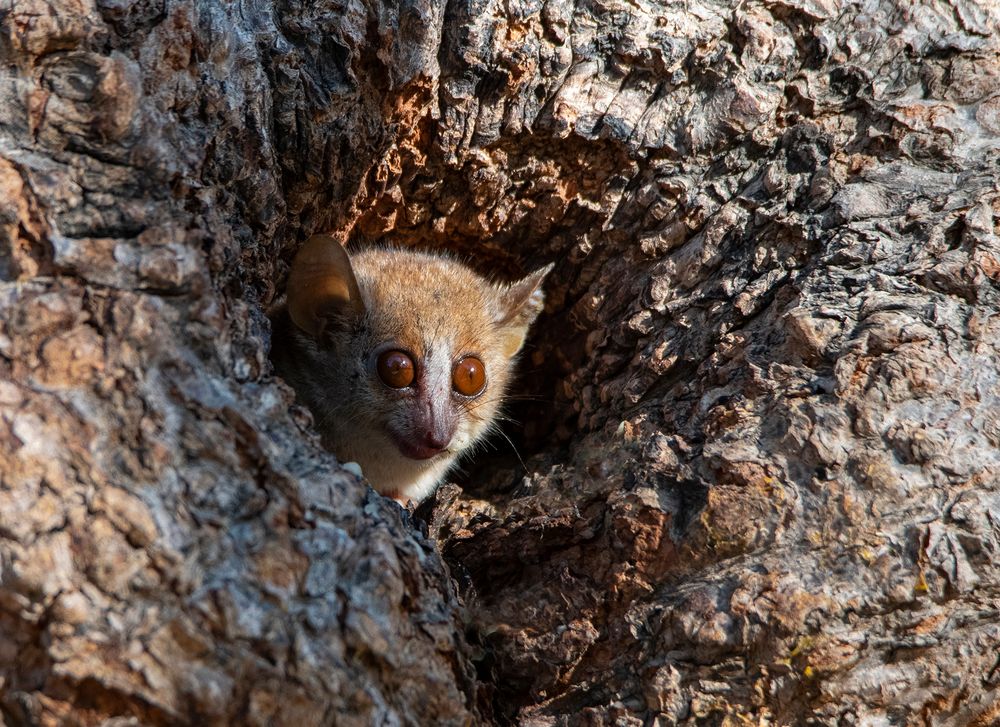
{"left": 2, "top": 0, "right": 999, "bottom": 725}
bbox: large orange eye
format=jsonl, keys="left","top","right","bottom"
{"left": 377, "top": 350, "right": 415, "bottom": 388}
{"left": 452, "top": 356, "right": 486, "bottom": 397}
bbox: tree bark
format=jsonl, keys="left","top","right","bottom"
{"left": 2, "top": 0, "right": 1000, "bottom": 725}
{"left": 0, "top": 0, "right": 476, "bottom": 725}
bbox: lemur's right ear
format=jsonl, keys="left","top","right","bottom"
{"left": 494, "top": 262, "right": 553, "bottom": 358}
{"left": 287, "top": 235, "right": 365, "bottom": 338}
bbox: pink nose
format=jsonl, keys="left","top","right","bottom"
{"left": 388, "top": 422, "right": 456, "bottom": 461}
{"left": 421, "top": 429, "right": 452, "bottom": 451}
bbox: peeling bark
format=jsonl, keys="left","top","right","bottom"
{"left": 2, "top": 0, "right": 1000, "bottom": 725}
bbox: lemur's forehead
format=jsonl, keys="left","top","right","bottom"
{"left": 353, "top": 249, "right": 500, "bottom": 356}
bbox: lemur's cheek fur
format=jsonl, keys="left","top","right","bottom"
{"left": 270, "top": 236, "right": 552, "bottom": 503}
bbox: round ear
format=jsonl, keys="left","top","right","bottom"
{"left": 495, "top": 262, "right": 554, "bottom": 358}
{"left": 287, "top": 235, "right": 365, "bottom": 338}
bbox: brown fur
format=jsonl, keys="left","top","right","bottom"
{"left": 270, "top": 239, "right": 550, "bottom": 503}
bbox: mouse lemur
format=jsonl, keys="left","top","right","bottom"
{"left": 270, "top": 235, "right": 552, "bottom": 503}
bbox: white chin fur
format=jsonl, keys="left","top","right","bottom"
{"left": 395, "top": 462, "right": 455, "bottom": 502}
{"left": 333, "top": 423, "right": 480, "bottom": 502}
{"left": 352, "top": 446, "right": 457, "bottom": 502}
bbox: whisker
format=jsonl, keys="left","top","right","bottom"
{"left": 495, "top": 430, "right": 527, "bottom": 472}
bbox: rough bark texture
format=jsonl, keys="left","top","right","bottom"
{"left": 2, "top": 0, "right": 1000, "bottom": 725}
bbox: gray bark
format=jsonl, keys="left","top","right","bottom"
{"left": 2, "top": 0, "right": 1000, "bottom": 725}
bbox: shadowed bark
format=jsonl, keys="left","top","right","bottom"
{"left": 2, "top": 0, "right": 999, "bottom": 724}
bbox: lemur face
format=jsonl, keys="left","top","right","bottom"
{"left": 274, "top": 236, "right": 550, "bottom": 502}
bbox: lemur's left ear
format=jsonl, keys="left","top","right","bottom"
{"left": 494, "top": 263, "right": 554, "bottom": 358}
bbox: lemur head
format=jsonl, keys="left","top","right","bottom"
{"left": 282, "top": 235, "right": 551, "bottom": 502}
